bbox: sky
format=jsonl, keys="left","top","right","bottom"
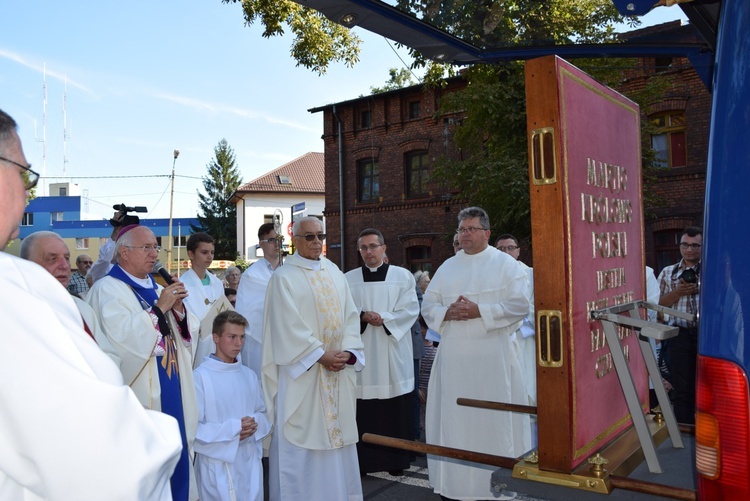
{"left": 1, "top": 1, "right": 688, "bottom": 221}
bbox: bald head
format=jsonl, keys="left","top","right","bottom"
{"left": 20, "top": 231, "right": 72, "bottom": 287}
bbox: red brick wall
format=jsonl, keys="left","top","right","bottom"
{"left": 319, "top": 79, "right": 467, "bottom": 273}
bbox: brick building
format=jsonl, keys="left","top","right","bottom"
{"left": 310, "top": 77, "right": 467, "bottom": 273}
{"left": 616, "top": 21, "right": 711, "bottom": 273}
{"left": 313, "top": 21, "right": 711, "bottom": 276}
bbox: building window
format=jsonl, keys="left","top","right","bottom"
{"left": 76, "top": 238, "right": 89, "bottom": 250}
{"left": 651, "top": 111, "right": 686, "bottom": 168}
{"left": 405, "top": 151, "right": 430, "bottom": 198}
{"left": 409, "top": 101, "right": 421, "bottom": 119}
{"left": 173, "top": 236, "right": 187, "bottom": 248}
{"left": 407, "top": 245, "right": 432, "bottom": 274}
{"left": 654, "top": 56, "right": 673, "bottom": 73}
{"left": 357, "top": 159, "right": 379, "bottom": 203}
{"left": 21, "top": 212, "right": 33, "bottom": 226}
{"left": 99, "top": 237, "right": 108, "bottom": 247}
{"left": 654, "top": 229, "right": 683, "bottom": 274}
{"left": 360, "top": 110, "right": 372, "bottom": 129}
{"left": 59, "top": 187, "right": 67, "bottom": 196}
{"left": 50, "top": 212, "right": 63, "bottom": 225}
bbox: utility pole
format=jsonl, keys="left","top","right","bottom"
{"left": 166, "top": 149, "right": 179, "bottom": 272}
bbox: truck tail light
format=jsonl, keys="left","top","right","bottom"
{"left": 696, "top": 355, "right": 750, "bottom": 498}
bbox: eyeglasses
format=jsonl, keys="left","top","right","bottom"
{"left": 497, "top": 245, "right": 519, "bottom": 252}
{"left": 125, "top": 245, "right": 161, "bottom": 253}
{"left": 79, "top": 260, "right": 94, "bottom": 265}
{"left": 260, "top": 238, "right": 279, "bottom": 244}
{"left": 0, "top": 155, "right": 40, "bottom": 190}
{"left": 679, "top": 242, "right": 702, "bottom": 250}
{"left": 358, "top": 244, "right": 383, "bottom": 253}
{"left": 456, "top": 226, "right": 487, "bottom": 235}
{"left": 296, "top": 233, "right": 326, "bottom": 241}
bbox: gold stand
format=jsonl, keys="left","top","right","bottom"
{"left": 512, "top": 414, "right": 669, "bottom": 494}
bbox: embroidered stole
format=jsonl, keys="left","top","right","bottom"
{"left": 307, "top": 268, "right": 346, "bottom": 448}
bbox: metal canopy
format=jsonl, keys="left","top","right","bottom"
{"left": 290, "top": 0, "right": 719, "bottom": 89}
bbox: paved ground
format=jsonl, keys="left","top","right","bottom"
{"left": 361, "top": 434, "right": 694, "bottom": 500}
{"left": 361, "top": 455, "right": 547, "bottom": 500}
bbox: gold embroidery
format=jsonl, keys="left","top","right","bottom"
{"left": 307, "top": 269, "right": 345, "bottom": 447}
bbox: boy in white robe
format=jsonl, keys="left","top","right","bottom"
{"left": 194, "top": 310, "right": 271, "bottom": 501}
{"left": 182, "top": 232, "right": 226, "bottom": 368}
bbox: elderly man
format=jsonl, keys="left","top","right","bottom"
{"left": 68, "top": 253, "right": 93, "bottom": 297}
{"left": 87, "top": 224, "right": 200, "bottom": 501}
{"left": 20, "top": 231, "right": 105, "bottom": 346}
{"left": 345, "top": 228, "right": 419, "bottom": 476}
{"left": 423, "top": 207, "right": 531, "bottom": 500}
{"left": 0, "top": 108, "right": 181, "bottom": 499}
{"left": 262, "top": 216, "right": 365, "bottom": 500}
{"left": 235, "top": 222, "right": 282, "bottom": 380}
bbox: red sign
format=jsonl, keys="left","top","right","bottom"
{"left": 527, "top": 56, "right": 647, "bottom": 471}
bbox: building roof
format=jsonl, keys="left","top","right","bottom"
{"left": 233, "top": 152, "right": 324, "bottom": 197}
{"left": 309, "top": 75, "right": 465, "bottom": 113}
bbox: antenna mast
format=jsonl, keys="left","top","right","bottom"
{"left": 42, "top": 64, "right": 48, "bottom": 195}
{"left": 63, "top": 77, "right": 68, "bottom": 177}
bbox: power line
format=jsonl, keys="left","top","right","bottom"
{"left": 40, "top": 174, "right": 203, "bottom": 180}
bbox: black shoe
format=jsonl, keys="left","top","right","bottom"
{"left": 388, "top": 469, "right": 404, "bottom": 477}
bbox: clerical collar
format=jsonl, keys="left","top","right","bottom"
{"left": 366, "top": 261, "right": 384, "bottom": 272}
{"left": 362, "top": 262, "right": 389, "bottom": 282}
{"left": 297, "top": 255, "right": 322, "bottom": 270}
{"left": 121, "top": 268, "right": 155, "bottom": 288}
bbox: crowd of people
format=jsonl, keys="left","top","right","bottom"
{"left": 2, "top": 105, "right": 701, "bottom": 500}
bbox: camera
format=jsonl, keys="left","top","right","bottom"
{"left": 110, "top": 203, "right": 148, "bottom": 227}
{"left": 680, "top": 268, "right": 698, "bottom": 284}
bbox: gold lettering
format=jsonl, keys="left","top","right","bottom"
{"left": 585, "top": 158, "right": 628, "bottom": 194}
{"left": 595, "top": 267, "right": 627, "bottom": 293}
{"left": 592, "top": 231, "right": 629, "bottom": 258}
{"left": 595, "top": 353, "right": 614, "bottom": 378}
{"left": 591, "top": 328, "right": 607, "bottom": 352}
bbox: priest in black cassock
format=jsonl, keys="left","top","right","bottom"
{"left": 345, "top": 228, "right": 420, "bottom": 475}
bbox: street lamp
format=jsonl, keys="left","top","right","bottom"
{"left": 167, "top": 149, "right": 179, "bottom": 272}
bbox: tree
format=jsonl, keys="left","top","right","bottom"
{"left": 223, "top": 0, "right": 361, "bottom": 75}
{"left": 192, "top": 139, "right": 243, "bottom": 259}
{"left": 370, "top": 68, "right": 417, "bottom": 94}
{"left": 427, "top": 1, "right": 641, "bottom": 244}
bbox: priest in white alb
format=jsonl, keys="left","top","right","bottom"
{"left": 345, "top": 228, "right": 419, "bottom": 475}
{"left": 180, "top": 232, "right": 227, "bottom": 368}
{"left": 235, "top": 222, "right": 282, "bottom": 380}
{"left": 262, "top": 217, "right": 365, "bottom": 501}
{"left": 423, "top": 207, "right": 531, "bottom": 501}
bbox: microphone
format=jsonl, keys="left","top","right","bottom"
{"left": 153, "top": 262, "right": 174, "bottom": 285}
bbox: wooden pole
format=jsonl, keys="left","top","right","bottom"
{"left": 457, "top": 398, "right": 537, "bottom": 415}
{"left": 609, "top": 476, "right": 696, "bottom": 501}
{"left": 361, "top": 433, "right": 518, "bottom": 469}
